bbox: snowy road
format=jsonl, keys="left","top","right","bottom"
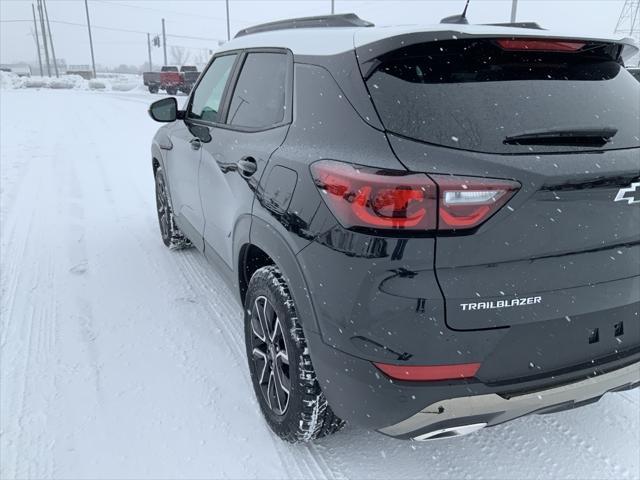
{"left": 1, "top": 88, "right": 639, "bottom": 480}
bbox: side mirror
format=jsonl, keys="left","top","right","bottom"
{"left": 148, "top": 97, "right": 182, "bottom": 122}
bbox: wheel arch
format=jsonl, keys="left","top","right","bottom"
{"left": 237, "top": 216, "right": 320, "bottom": 334}
{"left": 151, "top": 143, "right": 165, "bottom": 175}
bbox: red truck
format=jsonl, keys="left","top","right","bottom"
{"left": 143, "top": 65, "right": 199, "bottom": 95}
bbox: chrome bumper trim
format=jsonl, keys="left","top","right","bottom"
{"left": 380, "top": 362, "right": 640, "bottom": 438}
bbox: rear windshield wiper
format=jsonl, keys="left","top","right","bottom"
{"left": 504, "top": 127, "right": 617, "bottom": 147}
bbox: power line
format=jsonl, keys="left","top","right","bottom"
{"left": 0, "top": 18, "right": 220, "bottom": 42}
{"left": 92, "top": 0, "right": 255, "bottom": 24}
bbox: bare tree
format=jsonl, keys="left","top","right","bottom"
{"left": 170, "top": 46, "right": 191, "bottom": 66}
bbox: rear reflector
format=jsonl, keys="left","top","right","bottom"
{"left": 374, "top": 362, "right": 481, "bottom": 381}
{"left": 496, "top": 38, "right": 586, "bottom": 52}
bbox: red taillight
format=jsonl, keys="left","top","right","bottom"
{"left": 311, "top": 161, "right": 519, "bottom": 232}
{"left": 374, "top": 362, "right": 481, "bottom": 381}
{"left": 496, "top": 38, "right": 586, "bottom": 52}
{"left": 311, "top": 160, "right": 437, "bottom": 230}
{"left": 432, "top": 175, "right": 520, "bottom": 231}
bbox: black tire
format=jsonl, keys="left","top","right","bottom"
{"left": 148, "top": 84, "right": 159, "bottom": 94}
{"left": 244, "top": 265, "right": 345, "bottom": 443}
{"left": 154, "top": 168, "right": 191, "bottom": 249}
{"left": 165, "top": 86, "right": 177, "bottom": 95}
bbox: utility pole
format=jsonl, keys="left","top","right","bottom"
{"left": 331, "top": 0, "right": 335, "bottom": 14}
{"left": 84, "top": 0, "right": 96, "bottom": 78}
{"left": 225, "top": 0, "right": 231, "bottom": 41}
{"left": 31, "top": 3, "right": 43, "bottom": 76}
{"left": 510, "top": 0, "right": 518, "bottom": 23}
{"left": 42, "top": 0, "right": 59, "bottom": 77}
{"left": 162, "top": 18, "right": 168, "bottom": 65}
{"left": 615, "top": 1, "right": 640, "bottom": 37}
{"left": 37, "top": 0, "right": 51, "bottom": 76}
{"left": 147, "top": 33, "right": 153, "bottom": 71}
{"left": 615, "top": 1, "right": 640, "bottom": 66}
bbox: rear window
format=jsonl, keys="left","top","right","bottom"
{"left": 227, "top": 52, "right": 288, "bottom": 129}
{"left": 366, "top": 39, "right": 640, "bottom": 153}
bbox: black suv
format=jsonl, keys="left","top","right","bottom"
{"left": 148, "top": 14, "right": 640, "bottom": 442}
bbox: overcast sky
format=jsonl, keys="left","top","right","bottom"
{"left": 0, "top": 0, "right": 629, "bottom": 68}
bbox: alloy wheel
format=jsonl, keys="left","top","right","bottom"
{"left": 155, "top": 174, "right": 170, "bottom": 240}
{"left": 250, "top": 295, "right": 291, "bottom": 415}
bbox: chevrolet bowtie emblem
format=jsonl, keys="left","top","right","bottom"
{"left": 614, "top": 182, "right": 640, "bottom": 205}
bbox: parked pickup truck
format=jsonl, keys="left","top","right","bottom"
{"left": 180, "top": 66, "right": 199, "bottom": 93}
{"left": 142, "top": 71, "right": 161, "bottom": 93}
{"left": 143, "top": 66, "right": 200, "bottom": 94}
{"left": 159, "top": 66, "right": 182, "bottom": 95}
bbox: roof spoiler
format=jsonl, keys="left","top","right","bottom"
{"left": 235, "top": 13, "right": 374, "bottom": 38}
{"left": 483, "top": 22, "right": 544, "bottom": 30}
{"left": 355, "top": 30, "right": 640, "bottom": 66}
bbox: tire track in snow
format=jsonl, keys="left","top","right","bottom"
{"left": 170, "top": 251, "right": 341, "bottom": 480}
{"left": 1, "top": 135, "right": 60, "bottom": 479}
{"left": 65, "top": 153, "right": 103, "bottom": 397}
{"left": 168, "top": 252, "right": 310, "bottom": 479}
{"left": 0, "top": 199, "right": 36, "bottom": 349}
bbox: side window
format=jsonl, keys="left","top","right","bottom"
{"left": 227, "top": 52, "right": 288, "bottom": 129}
{"left": 189, "top": 54, "right": 237, "bottom": 123}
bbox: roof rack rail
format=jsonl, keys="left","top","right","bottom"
{"left": 483, "top": 22, "right": 545, "bottom": 30}
{"left": 234, "top": 13, "right": 374, "bottom": 38}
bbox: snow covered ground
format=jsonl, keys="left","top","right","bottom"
{"left": 1, "top": 87, "right": 639, "bottom": 480}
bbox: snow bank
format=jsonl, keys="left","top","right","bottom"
{"left": 7, "top": 74, "right": 89, "bottom": 90}
{"left": 0, "top": 72, "right": 141, "bottom": 92}
{"left": 98, "top": 73, "right": 142, "bottom": 91}
{"left": 88, "top": 80, "right": 107, "bottom": 90}
{"left": 0, "top": 72, "right": 24, "bottom": 89}
{"left": 111, "top": 82, "right": 138, "bottom": 92}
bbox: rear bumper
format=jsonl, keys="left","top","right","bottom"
{"left": 304, "top": 326, "right": 640, "bottom": 439}
{"left": 379, "top": 361, "right": 640, "bottom": 440}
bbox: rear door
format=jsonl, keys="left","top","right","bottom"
{"left": 365, "top": 37, "right": 640, "bottom": 331}
{"left": 199, "top": 49, "right": 293, "bottom": 268}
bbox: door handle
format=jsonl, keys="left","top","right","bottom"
{"left": 190, "top": 138, "right": 201, "bottom": 151}
{"left": 237, "top": 156, "right": 258, "bottom": 177}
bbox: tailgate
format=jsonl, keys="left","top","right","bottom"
{"left": 365, "top": 35, "right": 640, "bottom": 331}
{"left": 434, "top": 149, "right": 640, "bottom": 330}
{"left": 390, "top": 136, "right": 640, "bottom": 330}
{"left": 390, "top": 137, "right": 640, "bottom": 330}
